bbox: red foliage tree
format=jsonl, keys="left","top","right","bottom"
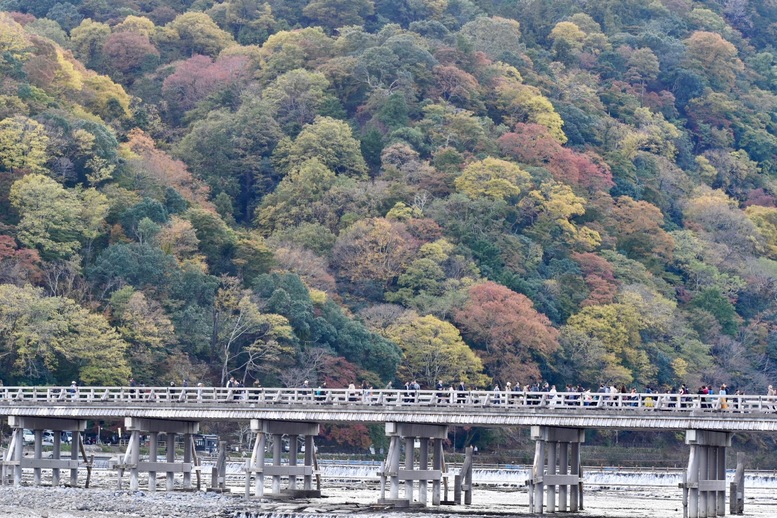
{"left": 102, "top": 32, "right": 159, "bottom": 77}
{"left": 498, "top": 123, "right": 614, "bottom": 192}
{"left": 571, "top": 252, "right": 619, "bottom": 306}
{"left": 162, "top": 54, "right": 250, "bottom": 113}
{"left": 0, "top": 235, "right": 42, "bottom": 285}
{"left": 454, "top": 281, "right": 559, "bottom": 385}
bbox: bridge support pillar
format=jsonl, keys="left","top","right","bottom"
{"left": 683, "top": 430, "right": 731, "bottom": 518}
{"left": 245, "top": 420, "right": 320, "bottom": 499}
{"left": 5, "top": 416, "right": 86, "bottom": 488}
{"left": 120, "top": 417, "right": 198, "bottom": 492}
{"left": 378, "top": 423, "right": 447, "bottom": 508}
{"left": 528, "top": 426, "right": 585, "bottom": 514}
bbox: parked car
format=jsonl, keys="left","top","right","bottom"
{"left": 41, "top": 431, "right": 54, "bottom": 446}
{"left": 22, "top": 429, "right": 35, "bottom": 444}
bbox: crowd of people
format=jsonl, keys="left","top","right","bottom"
{"left": 18, "top": 377, "right": 770, "bottom": 411}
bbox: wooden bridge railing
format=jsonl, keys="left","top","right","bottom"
{"left": 0, "top": 386, "right": 774, "bottom": 414}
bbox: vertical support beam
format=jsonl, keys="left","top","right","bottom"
{"left": 404, "top": 436, "right": 414, "bottom": 503}
{"left": 390, "top": 436, "right": 401, "bottom": 500}
{"left": 288, "top": 434, "right": 298, "bottom": 490}
{"left": 271, "top": 434, "right": 282, "bottom": 494}
{"left": 129, "top": 431, "right": 139, "bottom": 491}
{"left": 256, "top": 433, "right": 266, "bottom": 497}
{"left": 546, "top": 441, "right": 557, "bottom": 513}
{"left": 531, "top": 439, "right": 545, "bottom": 514}
{"left": 217, "top": 441, "right": 227, "bottom": 490}
{"left": 432, "top": 438, "right": 442, "bottom": 506}
{"left": 687, "top": 445, "right": 699, "bottom": 518}
{"left": 706, "top": 446, "right": 717, "bottom": 517}
{"left": 33, "top": 429, "right": 42, "bottom": 486}
{"left": 70, "top": 430, "right": 80, "bottom": 488}
{"left": 148, "top": 432, "right": 158, "bottom": 492}
{"left": 734, "top": 452, "right": 745, "bottom": 515}
{"left": 183, "top": 433, "right": 192, "bottom": 489}
{"left": 14, "top": 428, "right": 23, "bottom": 487}
{"left": 419, "top": 438, "right": 429, "bottom": 505}
{"left": 558, "top": 442, "right": 568, "bottom": 512}
{"left": 463, "top": 445, "right": 473, "bottom": 506}
{"left": 166, "top": 432, "right": 176, "bottom": 491}
{"left": 699, "top": 445, "right": 708, "bottom": 516}
{"left": 716, "top": 446, "right": 725, "bottom": 517}
{"left": 304, "top": 435, "right": 313, "bottom": 491}
{"left": 52, "top": 432, "right": 61, "bottom": 487}
{"left": 570, "top": 442, "right": 580, "bottom": 512}
{"left": 119, "top": 433, "right": 131, "bottom": 489}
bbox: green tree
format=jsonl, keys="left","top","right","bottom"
{"left": 683, "top": 31, "right": 744, "bottom": 91}
{"left": 10, "top": 174, "right": 108, "bottom": 260}
{"left": 690, "top": 288, "right": 738, "bottom": 336}
{"left": 111, "top": 288, "right": 175, "bottom": 382}
{"left": 0, "top": 284, "right": 130, "bottom": 385}
{"left": 70, "top": 18, "right": 111, "bottom": 69}
{"left": 177, "top": 101, "right": 283, "bottom": 221}
{"left": 459, "top": 16, "right": 522, "bottom": 61}
{"left": 565, "top": 303, "right": 648, "bottom": 386}
{"left": 158, "top": 12, "right": 236, "bottom": 57}
{"left": 273, "top": 116, "right": 368, "bottom": 178}
{"left": 254, "top": 272, "right": 400, "bottom": 380}
{"left": 302, "top": 0, "right": 375, "bottom": 32}
{"left": 255, "top": 158, "right": 338, "bottom": 233}
{"left": 263, "top": 68, "right": 332, "bottom": 134}
{"left": 212, "top": 276, "right": 295, "bottom": 385}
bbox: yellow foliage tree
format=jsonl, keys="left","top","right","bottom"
{"left": 454, "top": 157, "right": 531, "bottom": 201}
{"left": 0, "top": 115, "right": 49, "bottom": 173}
{"left": 386, "top": 313, "right": 489, "bottom": 388}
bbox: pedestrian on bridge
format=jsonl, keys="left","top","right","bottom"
{"left": 457, "top": 381, "right": 466, "bottom": 405}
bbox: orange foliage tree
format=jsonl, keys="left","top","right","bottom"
{"left": 454, "top": 281, "right": 559, "bottom": 385}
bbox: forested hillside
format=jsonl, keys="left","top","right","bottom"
{"left": 1, "top": 0, "right": 777, "bottom": 418}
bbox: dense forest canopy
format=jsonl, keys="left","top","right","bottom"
{"left": 1, "top": 1, "right": 777, "bottom": 429}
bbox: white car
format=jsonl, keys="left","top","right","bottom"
{"left": 22, "top": 429, "right": 35, "bottom": 444}
{"left": 42, "top": 431, "right": 55, "bottom": 445}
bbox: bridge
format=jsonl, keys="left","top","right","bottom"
{"left": 1, "top": 386, "right": 774, "bottom": 517}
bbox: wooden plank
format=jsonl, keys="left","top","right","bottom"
{"left": 398, "top": 469, "right": 442, "bottom": 481}
{"left": 541, "top": 475, "right": 582, "bottom": 486}
{"left": 23, "top": 459, "right": 79, "bottom": 469}
{"left": 698, "top": 480, "right": 727, "bottom": 492}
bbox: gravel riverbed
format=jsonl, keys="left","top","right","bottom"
{"left": 3, "top": 470, "right": 777, "bottom": 518}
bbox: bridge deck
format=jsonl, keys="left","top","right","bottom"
{"left": 1, "top": 387, "right": 776, "bottom": 431}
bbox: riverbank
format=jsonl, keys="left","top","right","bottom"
{"left": 2, "top": 482, "right": 777, "bottom": 518}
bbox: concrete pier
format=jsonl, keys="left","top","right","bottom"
{"left": 378, "top": 423, "right": 446, "bottom": 507}
{"left": 683, "top": 430, "right": 730, "bottom": 518}
{"left": 245, "top": 420, "right": 320, "bottom": 498}
{"left": 528, "top": 426, "right": 585, "bottom": 514}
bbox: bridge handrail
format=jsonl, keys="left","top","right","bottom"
{"left": 0, "top": 386, "right": 774, "bottom": 414}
